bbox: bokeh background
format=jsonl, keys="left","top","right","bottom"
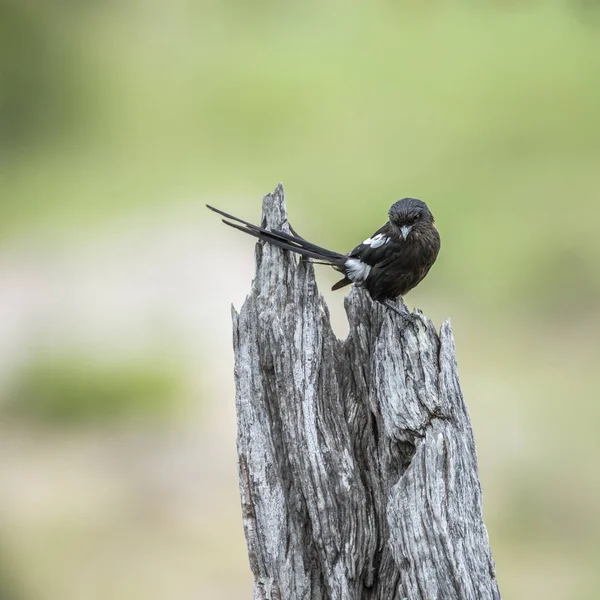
{"left": 1, "top": 1, "right": 599, "bottom": 598}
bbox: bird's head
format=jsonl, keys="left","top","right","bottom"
{"left": 388, "top": 198, "right": 434, "bottom": 241}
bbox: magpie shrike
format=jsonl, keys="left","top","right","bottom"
{"left": 206, "top": 198, "right": 440, "bottom": 320}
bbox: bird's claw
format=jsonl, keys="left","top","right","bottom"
{"left": 383, "top": 300, "right": 419, "bottom": 326}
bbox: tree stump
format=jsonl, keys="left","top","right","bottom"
{"left": 231, "top": 184, "right": 500, "bottom": 600}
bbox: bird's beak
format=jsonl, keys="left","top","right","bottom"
{"left": 400, "top": 225, "right": 412, "bottom": 240}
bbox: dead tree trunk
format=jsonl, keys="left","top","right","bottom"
{"left": 231, "top": 184, "right": 500, "bottom": 600}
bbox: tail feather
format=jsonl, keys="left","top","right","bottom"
{"left": 207, "top": 204, "right": 345, "bottom": 266}
{"left": 222, "top": 220, "right": 341, "bottom": 263}
{"left": 207, "top": 204, "right": 263, "bottom": 230}
{"left": 331, "top": 276, "right": 352, "bottom": 291}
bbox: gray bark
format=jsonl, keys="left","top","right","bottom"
{"left": 231, "top": 184, "right": 500, "bottom": 600}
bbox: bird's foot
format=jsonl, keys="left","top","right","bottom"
{"left": 383, "top": 299, "right": 419, "bottom": 326}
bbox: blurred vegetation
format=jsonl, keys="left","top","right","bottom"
{"left": 0, "top": 565, "right": 24, "bottom": 600}
{"left": 0, "top": 543, "right": 26, "bottom": 600}
{"left": 0, "top": 2, "right": 84, "bottom": 153}
{"left": 3, "top": 353, "right": 183, "bottom": 425}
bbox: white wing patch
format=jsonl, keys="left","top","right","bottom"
{"left": 362, "top": 233, "right": 388, "bottom": 248}
{"left": 346, "top": 258, "right": 371, "bottom": 282}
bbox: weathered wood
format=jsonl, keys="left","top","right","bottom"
{"left": 231, "top": 184, "right": 500, "bottom": 600}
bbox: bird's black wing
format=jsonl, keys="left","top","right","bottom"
{"left": 331, "top": 223, "right": 404, "bottom": 291}
{"left": 346, "top": 223, "right": 403, "bottom": 266}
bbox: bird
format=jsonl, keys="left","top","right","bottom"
{"left": 206, "top": 198, "right": 440, "bottom": 321}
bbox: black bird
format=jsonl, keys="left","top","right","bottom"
{"left": 206, "top": 198, "right": 440, "bottom": 320}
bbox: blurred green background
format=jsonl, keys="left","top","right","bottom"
{"left": 1, "top": 0, "right": 599, "bottom": 598}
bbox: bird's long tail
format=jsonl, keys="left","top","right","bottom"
{"left": 206, "top": 205, "right": 346, "bottom": 267}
